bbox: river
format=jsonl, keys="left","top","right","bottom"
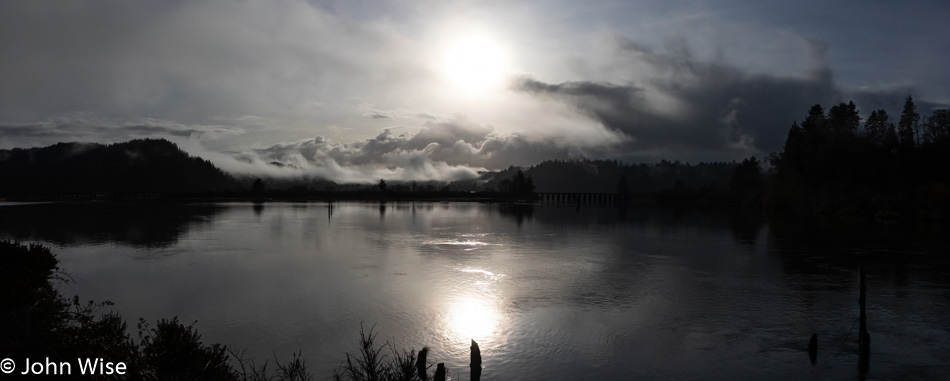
{"left": 1, "top": 201, "right": 948, "bottom": 380}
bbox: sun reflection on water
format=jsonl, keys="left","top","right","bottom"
{"left": 442, "top": 267, "right": 506, "bottom": 345}
{"left": 460, "top": 268, "right": 505, "bottom": 280}
{"left": 446, "top": 296, "right": 499, "bottom": 344}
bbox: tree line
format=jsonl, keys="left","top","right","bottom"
{"left": 502, "top": 159, "right": 736, "bottom": 195}
{"left": 766, "top": 96, "right": 950, "bottom": 219}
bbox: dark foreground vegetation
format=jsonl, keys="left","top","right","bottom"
{"left": 1, "top": 240, "right": 458, "bottom": 381}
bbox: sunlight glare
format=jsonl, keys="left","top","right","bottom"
{"left": 446, "top": 297, "right": 499, "bottom": 343}
{"left": 439, "top": 34, "right": 509, "bottom": 96}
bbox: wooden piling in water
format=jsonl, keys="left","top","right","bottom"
{"left": 858, "top": 266, "right": 870, "bottom": 376}
{"left": 808, "top": 333, "right": 818, "bottom": 365}
{"left": 471, "top": 339, "right": 482, "bottom": 381}
{"left": 434, "top": 363, "right": 446, "bottom": 381}
{"left": 416, "top": 347, "right": 429, "bottom": 381}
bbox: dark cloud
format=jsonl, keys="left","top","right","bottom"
{"left": 356, "top": 105, "right": 441, "bottom": 122}
{"left": 124, "top": 125, "right": 209, "bottom": 137}
{"left": 850, "top": 86, "right": 947, "bottom": 116}
{"left": 0, "top": 123, "right": 64, "bottom": 138}
{"left": 0, "top": 116, "right": 242, "bottom": 148}
{"left": 512, "top": 34, "right": 857, "bottom": 160}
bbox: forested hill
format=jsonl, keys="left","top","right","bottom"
{"left": 485, "top": 159, "right": 737, "bottom": 194}
{"left": 0, "top": 139, "right": 237, "bottom": 196}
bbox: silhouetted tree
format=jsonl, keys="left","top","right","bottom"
{"left": 378, "top": 179, "right": 387, "bottom": 192}
{"left": 864, "top": 109, "right": 890, "bottom": 145}
{"left": 924, "top": 109, "right": 950, "bottom": 143}
{"left": 899, "top": 95, "right": 920, "bottom": 148}
{"left": 252, "top": 178, "right": 265, "bottom": 194}
{"left": 827, "top": 101, "right": 861, "bottom": 140}
{"left": 497, "top": 179, "right": 512, "bottom": 193}
{"left": 512, "top": 169, "right": 527, "bottom": 193}
{"left": 508, "top": 169, "right": 536, "bottom": 198}
{"left": 729, "top": 157, "right": 765, "bottom": 206}
{"left": 616, "top": 175, "right": 629, "bottom": 195}
{"left": 781, "top": 121, "right": 805, "bottom": 171}
{"left": 884, "top": 120, "right": 900, "bottom": 152}
{"left": 801, "top": 104, "right": 827, "bottom": 135}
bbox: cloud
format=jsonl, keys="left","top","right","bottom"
{"left": 511, "top": 33, "right": 859, "bottom": 161}
{"left": 0, "top": 111, "right": 585, "bottom": 184}
{"left": 0, "top": 0, "right": 427, "bottom": 132}
{"left": 4, "top": 1, "right": 946, "bottom": 175}
{"left": 212, "top": 115, "right": 580, "bottom": 183}
{"left": 0, "top": 115, "right": 242, "bottom": 148}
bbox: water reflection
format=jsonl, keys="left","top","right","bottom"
{"left": 728, "top": 209, "right": 764, "bottom": 249}
{"left": 496, "top": 203, "right": 533, "bottom": 226}
{"left": 0, "top": 201, "right": 224, "bottom": 248}
{"left": 445, "top": 296, "right": 500, "bottom": 344}
{"left": 429, "top": 240, "right": 492, "bottom": 251}
{"left": 460, "top": 268, "right": 505, "bottom": 281}
{"left": 767, "top": 214, "right": 950, "bottom": 290}
{"left": 442, "top": 267, "right": 506, "bottom": 345}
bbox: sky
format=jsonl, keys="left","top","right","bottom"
{"left": 2, "top": 0, "right": 949, "bottom": 183}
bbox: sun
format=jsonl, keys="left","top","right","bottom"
{"left": 439, "top": 34, "right": 509, "bottom": 96}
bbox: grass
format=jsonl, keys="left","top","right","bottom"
{"left": 332, "top": 323, "right": 431, "bottom": 381}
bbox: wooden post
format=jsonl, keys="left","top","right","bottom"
{"left": 416, "top": 347, "right": 428, "bottom": 381}
{"left": 859, "top": 267, "right": 866, "bottom": 341}
{"left": 808, "top": 333, "right": 818, "bottom": 365}
{"left": 858, "top": 266, "right": 870, "bottom": 376}
{"left": 471, "top": 339, "right": 482, "bottom": 381}
{"left": 434, "top": 363, "right": 446, "bottom": 381}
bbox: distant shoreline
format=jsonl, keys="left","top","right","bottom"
{"left": 0, "top": 201, "right": 52, "bottom": 207}
{"left": 0, "top": 192, "right": 650, "bottom": 205}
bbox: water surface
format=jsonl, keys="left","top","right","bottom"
{"left": 2, "top": 201, "right": 949, "bottom": 380}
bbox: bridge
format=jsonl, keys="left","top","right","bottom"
{"left": 535, "top": 192, "right": 629, "bottom": 205}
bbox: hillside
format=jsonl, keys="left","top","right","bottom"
{"left": 0, "top": 139, "right": 237, "bottom": 196}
